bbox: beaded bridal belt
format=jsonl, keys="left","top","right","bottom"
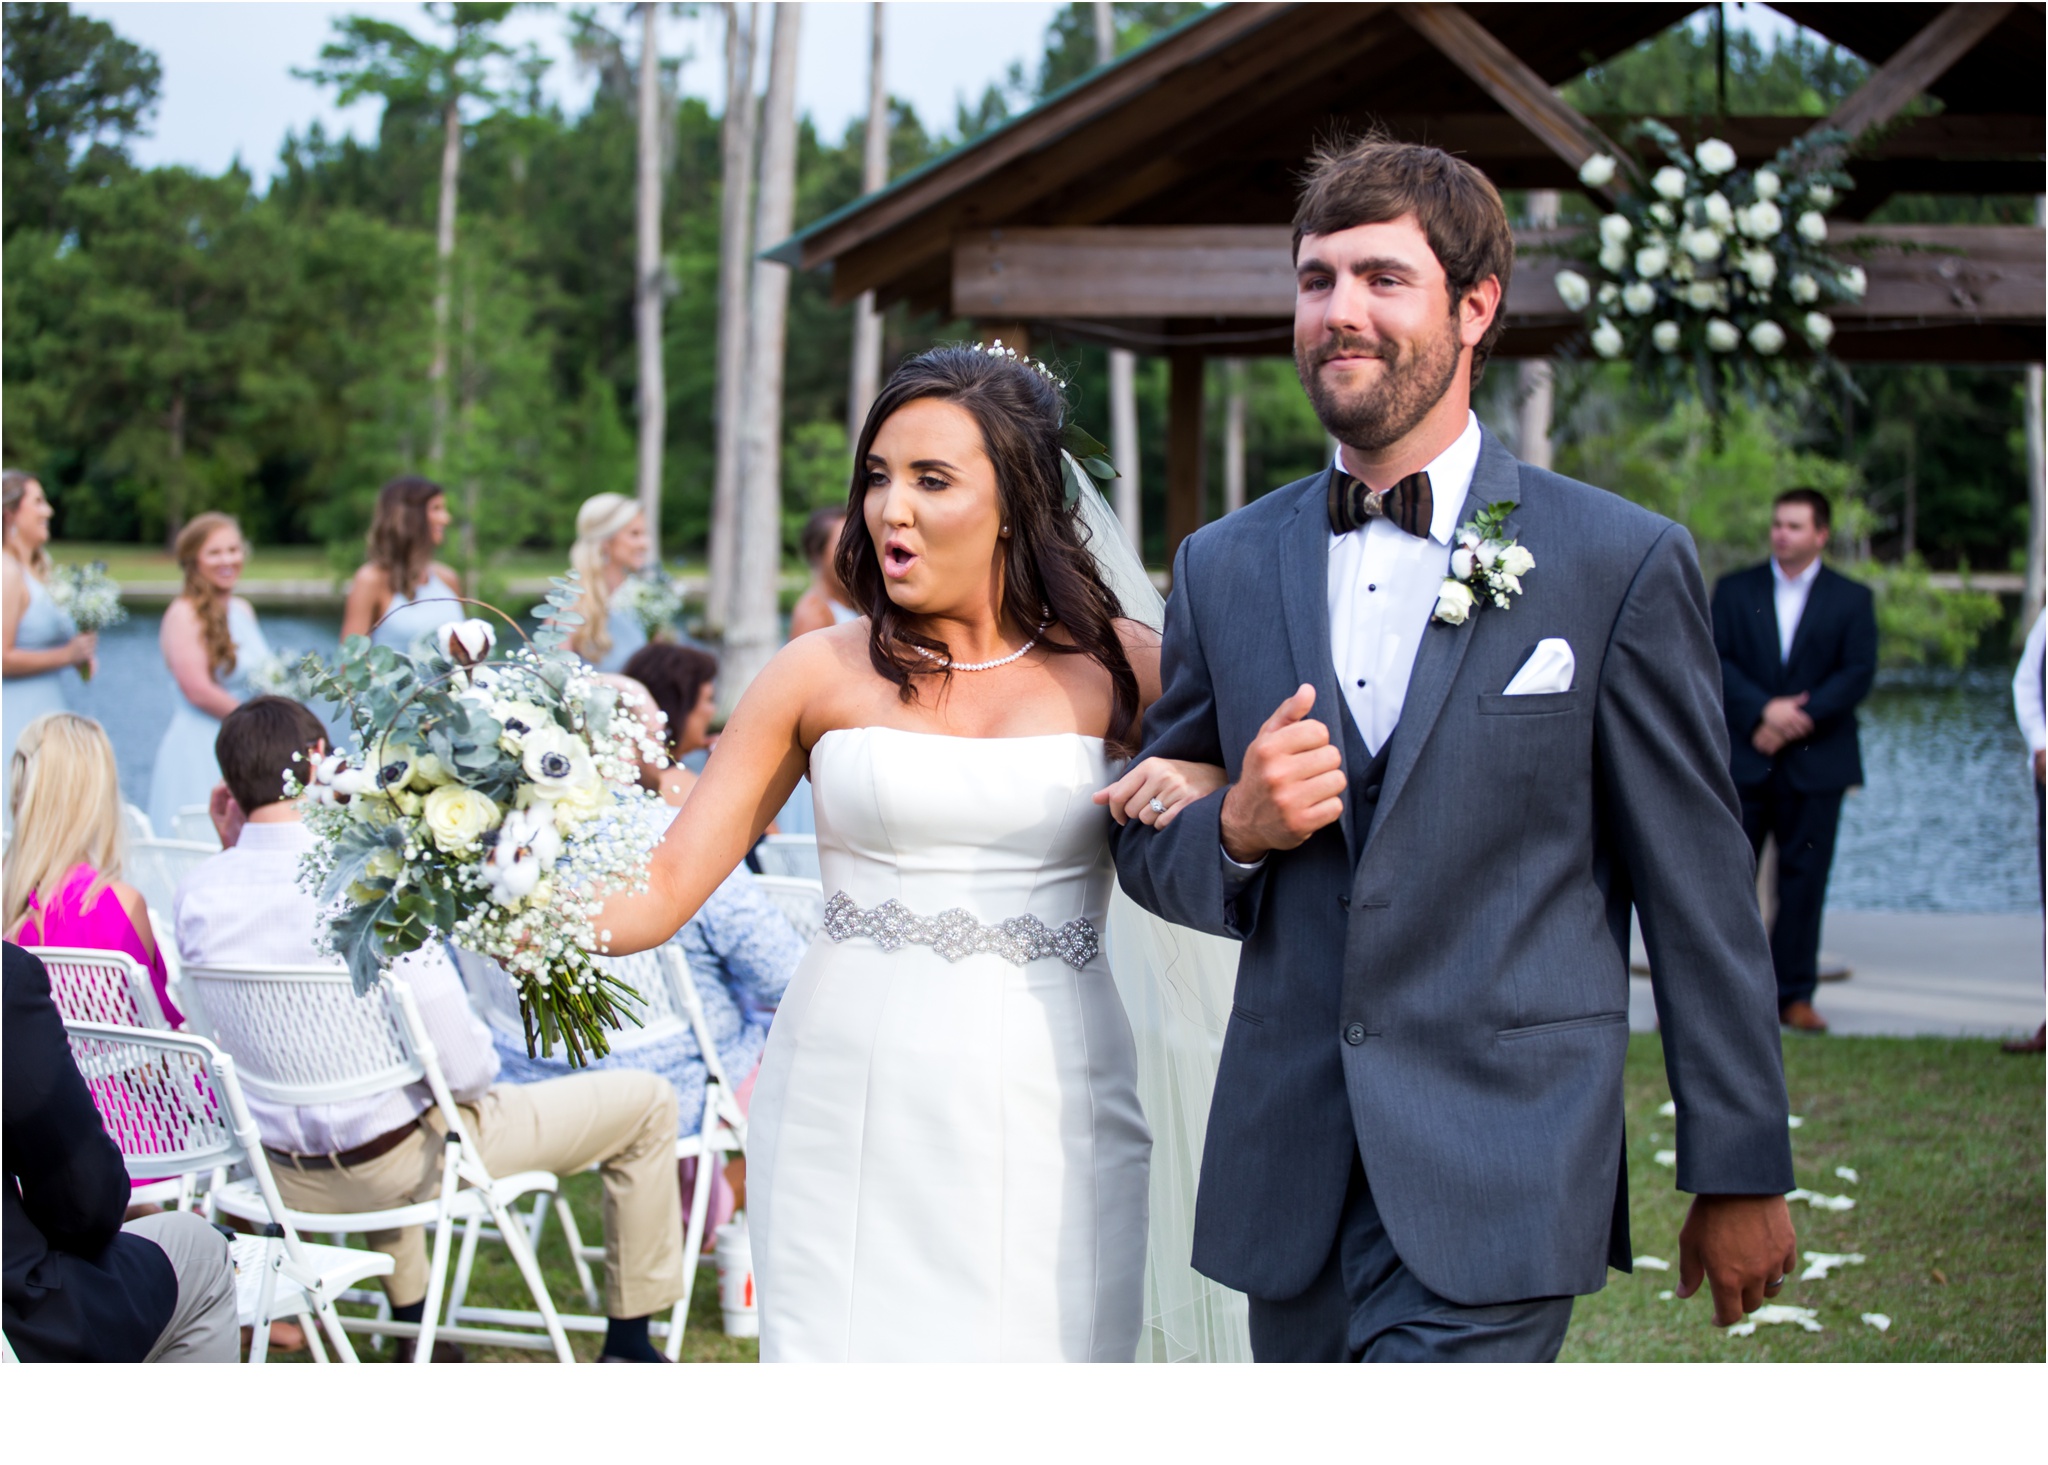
{"left": 821, "top": 891, "right": 1100, "bottom": 971}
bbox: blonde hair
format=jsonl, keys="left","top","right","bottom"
{"left": 175, "top": 511, "right": 243, "bottom": 677}
{"left": 3, "top": 470, "right": 51, "bottom": 581}
{"left": 567, "top": 493, "right": 642, "bottom": 661}
{"left": 5, "top": 712, "right": 126, "bottom": 937}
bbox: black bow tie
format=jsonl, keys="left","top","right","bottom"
{"left": 1327, "top": 467, "right": 1434, "bottom": 539}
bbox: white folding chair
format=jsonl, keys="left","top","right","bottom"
{"left": 753, "top": 833, "right": 820, "bottom": 881}
{"left": 752, "top": 875, "right": 826, "bottom": 942}
{"left": 61, "top": 1019, "right": 394, "bottom": 1362}
{"left": 170, "top": 804, "right": 221, "bottom": 848}
{"left": 182, "top": 962, "right": 577, "bottom": 1362}
{"left": 126, "top": 838, "right": 216, "bottom": 918}
{"left": 123, "top": 802, "right": 157, "bottom": 842}
{"left": 32, "top": 946, "right": 170, "bottom": 1030}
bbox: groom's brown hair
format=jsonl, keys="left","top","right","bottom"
{"left": 1292, "top": 134, "right": 1515, "bottom": 383}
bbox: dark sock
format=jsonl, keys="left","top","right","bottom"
{"left": 390, "top": 1300, "right": 427, "bottom": 1325}
{"left": 602, "top": 1314, "right": 663, "bottom": 1361}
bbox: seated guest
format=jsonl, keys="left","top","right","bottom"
{"left": 625, "top": 639, "right": 814, "bottom": 838}
{"left": 4, "top": 942, "right": 238, "bottom": 1361}
{"left": 479, "top": 678, "right": 804, "bottom": 1238}
{"left": 4, "top": 712, "right": 179, "bottom": 1026}
{"left": 174, "top": 696, "right": 686, "bottom": 1363}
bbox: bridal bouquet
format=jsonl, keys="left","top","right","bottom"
{"left": 616, "top": 565, "right": 687, "bottom": 639}
{"left": 297, "top": 580, "right": 670, "bottom": 1063}
{"left": 48, "top": 560, "right": 126, "bottom": 679}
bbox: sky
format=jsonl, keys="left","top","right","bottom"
{"left": 76, "top": 1, "right": 1064, "bottom": 182}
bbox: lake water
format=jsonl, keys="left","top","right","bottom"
{"left": 65, "top": 618, "right": 2045, "bottom": 914}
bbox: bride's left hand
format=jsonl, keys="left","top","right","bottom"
{"left": 1093, "top": 757, "right": 1229, "bottom": 829}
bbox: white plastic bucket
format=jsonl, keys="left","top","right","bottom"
{"left": 714, "top": 1216, "right": 758, "bottom": 1338}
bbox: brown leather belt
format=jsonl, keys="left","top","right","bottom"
{"left": 266, "top": 1117, "right": 422, "bottom": 1172}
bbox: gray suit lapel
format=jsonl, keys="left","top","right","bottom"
{"left": 1363, "top": 430, "right": 1523, "bottom": 854}
{"left": 1279, "top": 472, "right": 1353, "bottom": 851}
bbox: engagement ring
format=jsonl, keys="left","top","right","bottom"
{"left": 1148, "top": 797, "right": 1169, "bottom": 816}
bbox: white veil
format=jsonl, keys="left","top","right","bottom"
{"left": 1067, "top": 455, "right": 1253, "bottom": 1363}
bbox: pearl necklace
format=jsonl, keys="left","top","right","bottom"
{"left": 911, "top": 615, "right": 1049, "bottom": 673}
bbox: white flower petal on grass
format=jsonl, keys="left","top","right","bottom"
{"left": 1788, "top": 1115, "right": 1804, "bottom": 1128}
{"left": 1657, "top": 1099, "right": 1677, "bottom": 1117}
{"left": 1695, "top": 138, "right": 1737, "bottom": 175}
{"left": 1834, "top": 1166, "right": 1859, "bottom": 1184}
{"left": 1786, "top": 1187, "right": 1856, "bottom": 1212}
{"left": 1727, "top": 1305, "right": 1823, "bottom": 1337}
{"left": 1658, "top": 1290, "right": 1675, "bottom": 1301}
{"left": 1634, "top": 1256, "right": 1671, "bottom": 1272}
{"left": 1861, "top": 1313, "right": 1891, "bottom": 1332}
{"left": 1653, "top": 1149, "right": 1677, "bottom": 1168}
{"left": 1553, "top": 268, "right": 1591, "bottom": 311}
{"left": 1800, "top": 1251, "right": 1867, "bottom": 1281}
{"left": 1578, "top": 153, "right": 1617, "bottom": 188}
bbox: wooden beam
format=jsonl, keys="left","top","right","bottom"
{"left": 1814, "top": 3, "right": 2016, "bottom": 143}
{"left": 1398, "top": 3, "right": 1632, "bottom": 197}
{"left": 1166, "top": 351, "right": 1207, "bottom": 568}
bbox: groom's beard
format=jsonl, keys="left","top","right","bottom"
{"left": 1296, "top": 312, "right": 1462, "bottom": 453}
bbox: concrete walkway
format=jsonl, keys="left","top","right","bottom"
{"left": 1629, "top": 909, "right": 2045, "bottom": 1039}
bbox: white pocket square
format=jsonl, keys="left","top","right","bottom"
{"left": 1503, "top": 638, "right": 1575, "bottom": 695}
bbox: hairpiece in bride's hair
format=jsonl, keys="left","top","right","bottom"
{"left": 966, "top": 341, "right": 1121, "bottom": 501}
{"left": 970, "top": 338, "right": 1066, "bottom": 390}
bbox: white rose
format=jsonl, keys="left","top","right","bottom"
{"left": 1598, "top": 213, "right": 1632, "bottom": 248}
{"left": 1652, "top": 320, "right": 1681, "bottom": 353}
{"left": 1577, "top": 153, "right": 1617, "bottom": 188}
{"left": 1740, "top": 200, "right": 1782, "bottom": 239}
{"left": 1706, "top": 318, "right": 1741, "bottom": 352}
{"left": 1789, "top": 271, "right": 1820, "bottom": 304}
{"left": 1754, "top": 168, "right": 1782, "bottom": 200}
{"left": 1499, "top": 544, "right": 1535, "bottom": 578}
{"left": 1743, "top": 249, "right": 1778, "bottom": 290}
{"left": 1590, "top": 318, "right": 1625, "bottom": 359}
{"left": 435, "top": 618, "right": 496, "bottom": 667}
{"left": 422, "top": 784, "right": 502, "bottom": 852}
{"left": 1702, "top": 191, "right": 1733, "bottom": 229}
{"left": 1433, "top": 580, "right": 1476, "bottom": 625}
{"left": 1598, "top": 241, "right": 1627, "bottom": 273}
{"left": 1648, "top": 202, "right": 1675, "bottom": 227}
{"left": 364, "top": 847, "right": 403, "bottom": 883}
{"left": 1450, "top": 547, "right": 1476, "bottom": 581}
{"left": 1597, "top": 282, "right": 1620, "bottom": 307}
{"left": 547, "top": 769, "right": 611, "bottom": 828}
{"left": 1669, "top": 250, "right": 1696, "bottom": 281}
{"left": 1553, "top": 268, "right": 1591, "bottom": 311}
{"left": 521, "top": 725, "right": 596, "bottom": 794}
{"left": 1796, "top": 211, "right": 1827, "bottom": 244}
{"left": 493, "top": 700, "right": 556, "bottom": 754}
{"left": 1652, "top": 166, "right": 1688, "bottom": 201}
{"left": 1621, "top": 281, "right": 1656, "bottom": 316}
{"left": 1695, "top": 138, "right": 1737, "bottom": 175}
{"left": 1680, "top": 226, "right": 1722, "bottom": 261}
{"left": 1747, "top": 320, "right": 1787, "bottom": 355}
{"left": 1684, "top": 280, "right": 1721, "bottom": 311}
{"left": 1808, "top": 183, "right": 1835, "bottom": 210}
{"left": 1634, "top": 245, "right": 1669, "bottom": 280}
{"left": 1803, "top": 311, "right": 1835, "bottom": 347}
{"left": 1840, "top": 265, "right": 1867, "bottom": 299}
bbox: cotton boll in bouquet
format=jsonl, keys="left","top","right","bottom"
{"left": 296, "top": 578, "right": 672, "bottom": 1064}
{"left": 47, "top": 561, "right": 127, "bottom": 679}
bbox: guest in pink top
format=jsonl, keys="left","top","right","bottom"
{"left": 4, "top": 712, "right": 177, "bottom": 1025}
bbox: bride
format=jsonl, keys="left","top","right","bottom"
{"left": 599, "top": 344, "right": 1240, "bottom": 1361}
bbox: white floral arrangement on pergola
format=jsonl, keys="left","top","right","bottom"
{"left": 1551, "top": 120, "right": 1864, "bottom": 409}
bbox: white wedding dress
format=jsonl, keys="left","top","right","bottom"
{"left": 746, "top": 726, "right": 1152, "bottom": 1361}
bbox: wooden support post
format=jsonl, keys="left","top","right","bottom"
{"left": 1166, "top": 349, "right": 1206, "bottom": 570}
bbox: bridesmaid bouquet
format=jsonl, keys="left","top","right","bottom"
{"left": 48, "top": 561, "right": 126, "bottom": 680}
{"left": 616, "top": 565, "right": 687, "bottom": 639}
{"left": 247, "top": 651, "right": 327, "bottom": 701}
{"left": 296, "top": 579, "right": 669, "bottom": 1063}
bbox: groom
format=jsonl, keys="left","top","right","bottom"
{"left": 1113, "top": 137, "right": 1796, "bottom": 1362}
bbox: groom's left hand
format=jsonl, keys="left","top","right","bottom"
{"left": 1675, "top": 1194, "right": 1797, "bottom": 1326}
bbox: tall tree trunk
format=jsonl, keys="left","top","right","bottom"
{"left": 845, "top": 3, "right": 888, "bottom": 445}
{"left": 2025, "top": 362, "right": 2043, "bottom": 629}
{"left": 634, "top": 1, "right": 667, "bottom": 552}
{"left": 724, "top": 2, "right": 802, "bottom": 705}
{"left": 459, "top": 270, "right": 479, "bottom": 594}
{"left": 429, "top": 94, "right": 462, "bottom": 465}
{"left": 707, "top": 2, "right": 758, "bottom": 634}
{"left": 164, "top": 384, "right": 187, "bottom": 550}
{"left": 1096, "top": 3, "right": 1142, "bottom": 548}
{"left": 1222, "top": 359, "right": 1246, "bottom": 514}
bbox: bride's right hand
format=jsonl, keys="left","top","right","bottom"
{"left": 1094, "top": 756, "right": 1228, "bottom": 829}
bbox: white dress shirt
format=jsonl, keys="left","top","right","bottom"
{"left": 1771, "top": 555, "right": 1822, "bottom": 664}
{"left": 1328, "top": 412, "right": 1481, "bottom": 756}
{"left": 1224, "top": 413, "right": 1481, "bottom": 882}
{"left": 2015, "top": 607, "right": 2047, "bottom": 756}
{"left": 174, "top": 819, "right": 500, "bottom": 1155}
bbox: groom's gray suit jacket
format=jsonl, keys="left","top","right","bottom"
{"left": 1113, "top": 429, "right": 1794, "bottom": 1307}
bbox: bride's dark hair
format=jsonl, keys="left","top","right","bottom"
{"left": 835, "top": 343, "right": 1141, "bottom": 756}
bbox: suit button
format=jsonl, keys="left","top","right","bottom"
{"left": 1338, "top": 894, "right": 1350, "bottom": 909}
{"left": 1344, "top": 1023, "right": 1366, "bottom": 1046}
{"left": 1363, "top": 783, "right": 1381, "bottom": 803}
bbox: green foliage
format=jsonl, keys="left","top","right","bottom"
{"left": 2, "top": 1, "right": 161, "bottom": 239}
{"left": 1844, "top": 557, "right": 2004, "bottom": 671}
{"left": 1563, "top": 14, "right": 1868, "bottom": 117}
{"left": 955, "top": 2, "right": 1206, "bottom": 140}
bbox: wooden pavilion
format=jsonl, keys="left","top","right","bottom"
{"left": 769, "top": 2, "right": 2045, "bottom": 564}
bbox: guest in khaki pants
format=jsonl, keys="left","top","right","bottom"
{"left": 175, "top": 696, "right": 686, "bottom": 1360}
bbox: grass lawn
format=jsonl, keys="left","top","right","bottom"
{"left": 1562, "top": 1034, "right": 2044, "bottom": 1362}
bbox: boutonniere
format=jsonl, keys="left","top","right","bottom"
{"left": 1433, "top": 502, "right": 1534, "bottom": 626}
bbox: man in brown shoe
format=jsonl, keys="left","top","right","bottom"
{"left": 1711, "top": 490, "right": 1878, "bottom": 1036}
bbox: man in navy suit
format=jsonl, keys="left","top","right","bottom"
{"left": 1711, "top": 489, "right": 1878, "bottom": 1033}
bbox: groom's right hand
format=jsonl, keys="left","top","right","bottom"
{"left": 1220, "top": 684, "right": 1346, "bottom": 863}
